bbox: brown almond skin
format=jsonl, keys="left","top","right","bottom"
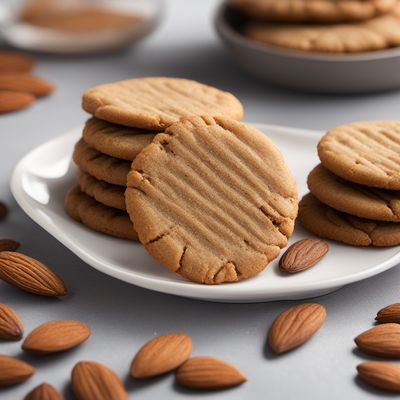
{"left": 72, "top": 361, "right": 128, "bottom": 400}
{"left": 0, "top": 90, "right": 35, "bottom": 113}
{"left": 0, "top": 251, "right": 67, "bottom": 296}
{"left": 357, "top": 362, "right": 400, "bottom": 392}
{"left": 22, "top": 320, "right": 91, "bottom": 354}
{"left": 0, "top": 303, "right": 24, "bottom": 341}
{"left": 279, "top": 238, "right": 329, "bottom": 273}
{"left": 376, "top": 303, "right": 400, "bottom": 324}
{"left": 355, "top": 323, "right": 400, "bottom": 358}
{"left": 0, "top": 52, "right": 35, "bottom": 73}
{"left": 268, "top": 303, "right": 326, "bottom": 353}
{"left": 0, "top": 239, "right": 21, "bottom": 252}
{"left": 0, "top": 74, "right": 54, "bottom": 97}
{"left": 0, "top": 201, "right": 8, "bottom": 219}
{"left": 176, "top": 356, "right": 246, "bottom": 390}
{"left": 25, "top": 382, "right": 64, "bottom": 400}
{"left": 131, "top": 332, "right": 192, "bottom": 378}
{"left": 0, "top": 355, "right": 35, "bottom": 386}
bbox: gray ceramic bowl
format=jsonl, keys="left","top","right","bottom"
{"left": 215, "top": 1, "right": 400, "bottom": 94}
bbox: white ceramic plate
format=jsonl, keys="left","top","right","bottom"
{"left": 11, "top": 124, "right": 400, "bottom": 303}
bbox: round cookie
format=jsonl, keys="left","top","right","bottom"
{"left": 318, "top": 121, "right": 400, "bottom": 188}
{"left": 298, "top": 193, "right": 400, "bottom": 247}
{"left": 73, "top": 139, "right": 130, "bottom": 186}
{"left": 244, "top": 14, "right": 400, "bottom": 53}
{"left": 82, "top": 77, "right": 244, "bottom": 130}
{"left": 232, "top": 0, "right": 396, "bottom": 23}
{"left": 78, "top": 171, "right": 126, "bottom": 211}
{"left": 82, "top": 118, "right": 157, "bottom": 161}
{"left": 64, "top": 186, "right": 137, "bottom": 240}
{"left": 125, "top": 116, "right": 298, "bottom": 284}
{"left": 308, "top": 164, "right": 400, "bottom": 222}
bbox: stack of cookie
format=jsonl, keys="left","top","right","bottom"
{"left": 298, "top": 121, "right": 400, "bottom": 247}
{"left": 231, "top": 0, "right": 400, "bottom": 54}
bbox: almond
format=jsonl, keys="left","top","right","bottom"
{"left": 279, "top": 238, "right": 329, "bottom": 273}
{"left": 0, "top": 239, "right": 21, "bottom": 252}
{"left": 131, "top": 332, "right": 192, "bottom": 378}
{"left": 355, "top": 323, "right": 400, "bottom": 358}
{"left": 0, "top": 201, "right": 8, "bottom": 219}
{"left": 0, "top": 355, "right": 35, "bottom": 386}
{"left": 376, "top": 303, "right": 400, "bottom": 323}
{"left": 0, "top": 303, "right": 24, "bottom": 341}
{"left": 0, "top": 90, "right": 35, "bottom": 113}
{"left": 0, "top": 74, "right": 54, "bottom": 97}
{"left": 268, "top": 303, "right": 326, "bottom": 353}
{"left": 25, "top": 382, "right": 64, "bottom": 400}
{"left": 0, "top": 52, "right": 35, "bottom": 73}
{"left": 72, "top": 361, "right": 127, "bottom": 400}
{"left": 357, "top": 362, "right": 400, "bottom": 392}
{"left": 176, "top": 356, "right": 246, "bottom": 389}
{"left": 22, "top": 320, "right": 90, "bottom": 354}
{"left": 0, "top": 251, "right": 67, "bottom": 296}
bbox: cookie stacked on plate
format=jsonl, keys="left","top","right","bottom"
{"left": 231, "top": 0, "right": 400, "bottom": 53}
{"left": 298, "top": 121, "right": 400, "bottom": 247}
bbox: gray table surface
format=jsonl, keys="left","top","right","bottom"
{"left": 2, "top": 0, "right": 400, "bottom": 399}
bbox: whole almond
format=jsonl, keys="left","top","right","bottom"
{"left": 176, "top": 356, "right": 246, "bottom": 389}
{"left": 0, "top": 239, "right": 21, "bottom": 252}
{"left": 355, "top": 323, "right": 400, "bottom": 358}
{"left": 357, "top": 362, "right": 400, "bottom": 392}
{"left": 22, "top": 320, "right": 90, "bottom": 354}
{"left": 0, "top": 201, "right": 8, "bottom": 219}
{"left": 0, "top": 303, "right": 24, "bottom": 340}
{"left": 0, "top": 52, "right": 35, "bottom": 73}
{"left": 25, "top": 382, "right": 64, "bottom": 400}
{"left": 72, "top": 361, "right": 127, "bottom": 400}
{"left": 376, "top": 303, "right": 400, "bottom": 323}
{"left": 0, "top": 355, "right": 35, "bottom": 386}
{"left": 0, "top": 90, "right": 35, "bottom": 113}
{"left": 131, "top": 332, "right": 192, "bottom": 378}
{"left": 0, "top": 251, "right": 67, "bottom": 296}
{"left": 279, "top": 238, "right": 329, "bottom": 273}
{"left": 268, "top": 303, "right": 326, "bottom": 353}
{"left": 0, "top": 74, "right": 54, "bottom": 97}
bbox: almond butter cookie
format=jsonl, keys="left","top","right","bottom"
{"left": 82, "top": 77, "right": 244, "bottom": 129}
{"left": 125, "top": 116, "right": 298, "bottom": 284}
{"left": 64, "top": 186, "right": 137, "bottom": 240}
{"left": 318, "top": 121, "right": 400, "bottom": 189}
{"left": 298, "top": 193, "right": 400, "bottom": 246}
{"left": 82, "top": 118, "right": 156, "bottom": 161}
{"left": 308, "top": 164, "right": 400, "bottom": 221}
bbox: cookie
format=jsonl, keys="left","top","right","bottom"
{"left": 308, "top": 164, "right": 400, "bottom": 222}
{"left": 82, "top": 118, "right": 156, "bottom": 161}
{"left": 232, "top": 0, "right": 397, "bottom": 23}
{"left": 244, "top": 14, "right": 400, "bottom": 53}
{"left": 298, "top": 193, "right": 400, "bottom": 247}
{"left": 64, "top": 186, "right": 137, "bottom": 240}
{"left": 73, "top": 139, "right": 130, "bottom": 186}
{"left": 82, "top": 77, "right": 244, "bottom": 130}
{"left": 125, "top": 116, "right": 298, "bottom": 284}
{"left": 78, "top": 171, "right": 126, "bottom": 211}
{"left": 318, "top": 121, "right": 400, "bottom": 189}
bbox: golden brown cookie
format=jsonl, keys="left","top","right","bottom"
{"left": 308, "top": 164, "right": 400, "bottom": 222}
{"left": 318, "top": 121, "right": 400, "bottom": 189}
{"left": 244, "top": 14, "right": 400, "bottom": 53}
{"left": 82, "top": 118, "right": 156, "bottom": 161}
{"left": 82, "top": 77, "right": 244, "bottom": 129}
{"left": 72, "top": 139, "right": 130, "bottom": 186}
{"left": 77, "top": 171, "right": 126, "bottom": 211}
{"left": 232, "top": 0, "right": 396, "bottom": 23}
{"left": 125, "top": 116, "right": 298, "bottom": 284}
{"left": 298, "top": 193, "right": 400, "bottom": 247}
{"left": 64, "top": 186, "right": 137, "bottom": 240}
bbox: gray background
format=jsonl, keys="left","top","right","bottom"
{"left": 1, "top": 0, "right": 400, "bottom": 398}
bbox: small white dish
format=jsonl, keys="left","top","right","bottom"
{"left": 11, "top": 123, "right": 400, "bottom": 303}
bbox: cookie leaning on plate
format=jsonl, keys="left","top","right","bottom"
{"left": 82, "top": 77, "right": 244, "bottom": 129}
{"left": 125, "top": 116, "right": 298, "bottom": 284}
